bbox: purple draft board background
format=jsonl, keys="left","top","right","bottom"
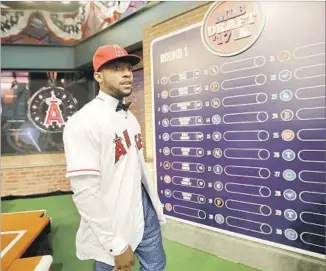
{"left": 151, "top": 2, "right": 325, "bottom": 258}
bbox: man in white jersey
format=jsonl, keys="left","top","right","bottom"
{"left": 63, "top": 44, "right": 166, "bottom": 271}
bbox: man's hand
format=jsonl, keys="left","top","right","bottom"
{"left": 113, "top": 245, "right": 135, "bottom": 271}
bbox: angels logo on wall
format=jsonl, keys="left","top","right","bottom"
{"left": 27, "top": 72, "right": 78, "bottom": 133}
{"left": 1, "top": 71, "right": 89, "bottom": 155}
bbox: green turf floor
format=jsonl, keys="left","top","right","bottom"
{"left": 2, "top": 195, "right": 258, "bottom": 271}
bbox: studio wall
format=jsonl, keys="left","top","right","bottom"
{"left": 1, "top": 49, "right": 146, "bottom": 198}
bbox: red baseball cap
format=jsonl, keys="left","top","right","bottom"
{"left": 93, "top": 44, "right": 141, "bottom": 72}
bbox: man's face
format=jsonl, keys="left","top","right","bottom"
{"left": 94, "top": 60, "right": 134, "bottom": 100}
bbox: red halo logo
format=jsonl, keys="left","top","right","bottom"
{"left": 201, "top": 1, "right": 265, "bottom": 57}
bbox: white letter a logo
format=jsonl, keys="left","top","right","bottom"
{"left": 114, "top": 45, "right": 125, "bottom": 56}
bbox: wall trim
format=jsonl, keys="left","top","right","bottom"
{"left": 2, "top": 163, "right": 66, "bottom": 169}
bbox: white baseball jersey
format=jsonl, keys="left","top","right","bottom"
{"left": 63, "top": 90, "right": 166, "bottom": 266}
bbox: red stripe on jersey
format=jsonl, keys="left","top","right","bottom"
{"left": 96, "top": 97, "right": 104, "bottom": 101}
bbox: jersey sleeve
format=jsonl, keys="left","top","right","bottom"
{"left": 69, "top": 175, "right": 129, "bottom": 256}
{"left": 63, "top": 118, "right": 101, "bottom": 178}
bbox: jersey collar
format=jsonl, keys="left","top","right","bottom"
{"left": 97, "top": 90, "right": 124, "bottom": 109}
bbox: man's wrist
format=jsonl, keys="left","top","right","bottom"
{"left": 107, "top": 236, "right": 129, "bottom": 256}
{"left": 118, "top": 244, "right": 129, "bottom": 255}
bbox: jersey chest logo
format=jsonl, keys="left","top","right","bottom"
{"left": 114, "top": 129, "right": 143, "bottom": 163}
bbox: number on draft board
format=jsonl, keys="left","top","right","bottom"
{"left": 208, "top": 166, "right": 212, "bottom": 171}
{"left": 276, "top": 229, "right": 283, "bottom": 235}
{"left": 275, "top": 210, "right": 282, "bottom": 216}
{"left": 270, "top": 56, "right": 275, "bottom": 62}
{"left": 270, "top": 74, "right": 277, "bottom": 81}
{"left": 273, "top": 132, "right": 280, "bottom": 138}
{"left": 275, "top": 191, "right": 281, "bottom": 197}
{"left": 274, "top": 152, "right": 280, "bottom": 158}
{"left": 272, "top": 94, "right": 278, "bottom": 100}
{"left": 274, "top": 171, "right": 281, "bottom": 177}
{"left": 212, "top": 30, "right": 232, "bottom": 44}
{"left": 272, "top": 113, "right": 279, "bottom": 119}
{"left": 184, "top": 47, "right": 188, "bottom": 57}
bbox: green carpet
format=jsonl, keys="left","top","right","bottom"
{"left": 1, "top": 195, "right": 257, "bottom": 271}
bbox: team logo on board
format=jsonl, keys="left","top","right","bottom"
{"left": 28, "top": 87, "right": 78, "bottom": 133}
{"left": 201, "top": 1, "right": 265, "bottom": 56}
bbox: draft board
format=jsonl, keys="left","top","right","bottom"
{"left": 151, "top": 1, "right": 325, "bottom": 258}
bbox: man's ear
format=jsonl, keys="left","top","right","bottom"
{"left": 94, "top": 72, "right": 102, "bottom": 83}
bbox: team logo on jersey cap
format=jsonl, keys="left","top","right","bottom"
{"left": 113, "top": 44, "right": 126, "bottom": 57}
{"left": 201, "top": 1, "right": 265, "bottom": 56}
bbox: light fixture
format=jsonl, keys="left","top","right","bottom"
{"left": 61, "top": 1, "right": 70, "bottom": 4}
